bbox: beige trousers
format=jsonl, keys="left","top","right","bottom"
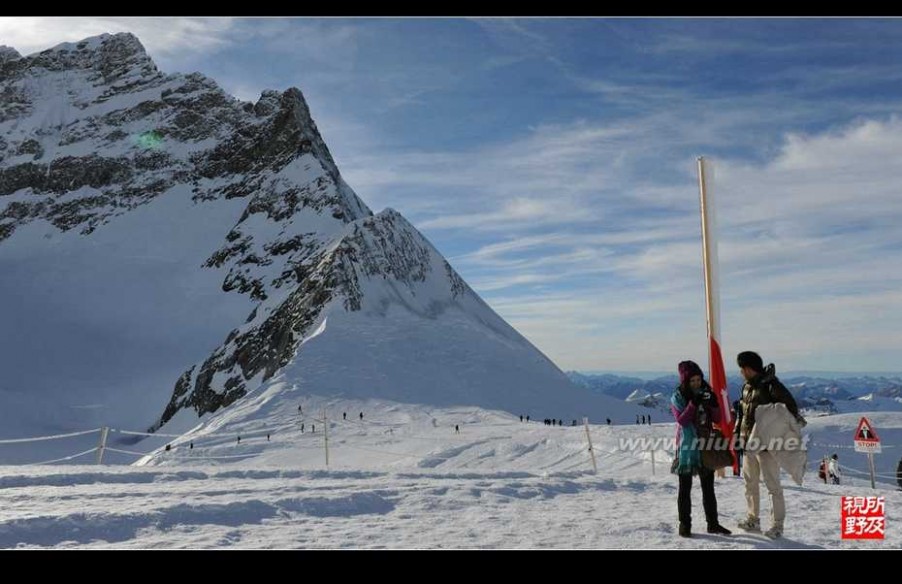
{"left": 742, "top": 449, "right": 785, "bottom": 527}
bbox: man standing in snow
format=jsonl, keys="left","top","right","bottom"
{"left": 736, "top": 351, "right": 802, "bottom": 539}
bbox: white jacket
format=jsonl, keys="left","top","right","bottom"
{"left": 745, "top": 402, "right": 807, "bottom": 485}
{"left": 828, "top": 458, "right": 841, "bottom": 478}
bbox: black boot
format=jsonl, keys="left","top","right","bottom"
{"left": 707, "top": 523, "right": 732, "bottom": 535}
{"left": 679, "top": 523, "right": 692, "bottom": 537}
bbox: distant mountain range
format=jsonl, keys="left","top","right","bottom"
{"left": 567, "top": 372, "right": 902, "bottom": 414}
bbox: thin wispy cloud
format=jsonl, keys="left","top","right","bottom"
{"left": 644, "top": 33, "right": 855, "bottom": 56}
{"left": 240, "top": 19, "right": 360, "bottom": 62}
{"left": 471, "top": 18, "right": 556, "bottom": 59}
{"left": 420, "top": 197, "right": 598, "bottom": 230}
{"left": 0, "top": 17, "right": 236, "bottom": 58}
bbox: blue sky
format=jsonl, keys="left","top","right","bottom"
{"left": 5, "top": 17, "right": 902, "bottom": 373}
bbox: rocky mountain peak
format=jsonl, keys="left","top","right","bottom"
{"left": 0, "top": 46, "right": 21, "bottom": 64}
{"left": 10, "top": 32, "right": 158, "bottom": 84}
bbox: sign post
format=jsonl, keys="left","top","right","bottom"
{"left": 853, "top": 417, "right": 881, "bottom": 489}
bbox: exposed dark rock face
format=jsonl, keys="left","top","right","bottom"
{"left": 154, "top": 208, "right": 476, "bottom": 429}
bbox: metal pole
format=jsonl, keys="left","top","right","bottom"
{"left": 868, "top": 451, "right": 876, "bottom": 489}
{"left": 323, "top": 409, "right": 330, "bottom": 469}
{"left": 583, "top": 417, "right": 598, "bottom": 475}
{"left": 96, "top": 426, "right": 109, "bottom": 465}
{"left": 697, "top": 157, "right": 716, "bottom": 346}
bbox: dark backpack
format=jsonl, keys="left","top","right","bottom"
{"left": 763, "top": 364, "right": 807, "bottom": 427}
{"left": 818, "top": 460, "right": 827, "bottom": 480}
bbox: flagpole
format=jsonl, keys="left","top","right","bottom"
{"left": 698, "top": 156, "right": 720, "bottom": 354}
{"left": 697, "top": 157, "right": 716, "bottom": 345}
{"left": 697, "top": 157, "right": 737, "bottom": 475}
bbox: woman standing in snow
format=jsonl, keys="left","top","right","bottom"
{"left": 670, "top": 360, "right": 732, "bottom": 538}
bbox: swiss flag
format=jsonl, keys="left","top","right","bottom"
{"left": 709, "top": 336, "right": 736, "bottom": 472}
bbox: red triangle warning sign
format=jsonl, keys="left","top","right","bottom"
{"left": 854, "top": 417, "right": 880, "bottom": 443}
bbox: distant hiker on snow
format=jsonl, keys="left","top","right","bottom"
{"left": 360, "top": 412, "right": 364, "bottom": 421}
{"left": 828, "top": 454, "right": 841, "bottom": 485}
{"left": 670, "top": 360, "right": 732, "bottom": 538}
{"left": 736, "top": 351, "right": 806, "bottom": 540}
{"left": 606, "top": 418, "right": 611, "bottom": 425}
{"left": 818, "top": 458, "right": 828, "bottom": 483}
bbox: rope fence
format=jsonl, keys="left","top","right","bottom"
{"left": 1, "top": 418, "right": 898, "bottom": 490}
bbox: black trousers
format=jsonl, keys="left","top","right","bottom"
{"left": 678, "top": 467, "right": 718, "bottom": 527}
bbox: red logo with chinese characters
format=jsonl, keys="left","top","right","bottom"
{"left": 841, "top": 496, "right": 885, "bottom": 539}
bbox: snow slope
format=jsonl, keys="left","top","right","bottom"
{"left": 1, "top": 403, "right": 898, "bottom": 549}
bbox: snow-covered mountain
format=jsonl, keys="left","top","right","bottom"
{"left": 571, "top": 372, "right": 902, "bottom": 403}
{"left": 568, "top": 372, "right": 678, "bottom": 401}
{"left": 569, "top": 371, "right": 902, "bottom": 424}
{"left": 0, "top": 33, "right": 637, "bottom": 463}
{"left": 624, "top": 388, "right": 670, "bottom": 414}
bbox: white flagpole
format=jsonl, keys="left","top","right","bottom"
{"left": 697, "top": 157, "right": 736, "bottom": 473}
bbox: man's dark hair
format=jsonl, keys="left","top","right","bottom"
{"left": 737, "top": 351, "right": 764, "bottom": 372}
